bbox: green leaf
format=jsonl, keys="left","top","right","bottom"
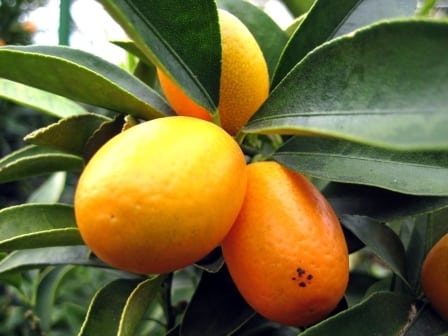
{"left": 35, "top": 266, "right": 74, "bottom": 331}
{"left": 404, "top": 303, "right": 448, "bottom": 335}
{"left": 300, "top": 292, "right": 416, "bottom": 335}
{"left": 24, "top": 113, "right": 115, "bottom": 156}
{"left": 0, "top": 145, "right": 83, "bottom": 183}
{"left": 118, "top": 277, "right": 163, "bottom": 336}
{"left": 273, "top": 0, "right": 417, "bottom": 87}
{"left": 272, "top": 0, "right": 360, "bottom": 87}
{"left": 0, "top": 45, "right": 173, "bottom": 119}
{"left": 0, "top": 78, "right": 87, "bottom": 118}
{"left": 322, "top": 183, "right": 448, "bottom": 222}
{"left": 341, "top": 215, "right": 410, "bottom": 288}
{"left": 27, "top": 172, "right": 67, "bottom": 203}
{"left": 274, "top": 136, "right": 448, "bottom": 196}
{"left": 0, "top": 246, "right": 106, "bottom": 274}
{"left": 245, "top": 19, "right": 448, "bottom": 151}
{"left": 333, "top": 0, "right": 417, "bottom": 38}
{"left": 100, "top": 0, "right": 221, "bottom": 116}
{"left": 181, "top": 267, "right": 255, "bottom": 336}
{"left": 0, "top": 204, "right": 83, "bottom": 251}
{"left": 218, "top": 0, "right": 288, "bottom": 81}
{"left": 79, "top": 277, "right": 162, "bottom": 336}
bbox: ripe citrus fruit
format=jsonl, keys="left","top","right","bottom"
{"left": 221, "top": 161, "right": 349, "bottom": 327}
{"left": 157, "top": 9, "right": 269, "bottom": 135}
{"left": 421, "top": 233, "right": 448, "bottom": 321}
{"left": 74, "top": 116, "right": 247, "bottom": 275}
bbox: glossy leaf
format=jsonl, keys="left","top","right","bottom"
{"left": 0, "top": 203, "right": 82, "bottom": 251}
{"left": 100, "top": 0, "right": 221, "bottom": 116}
{"left": 245, "top": 20, "right": 448, "bottom": 151}
{"left": 272, "top": 0, "right": 360, "bottom": 86}
{"left": 274, "top": 136, "right": 448, "bottom": 195}
{"left": 218, "top": 0, "right": 288, "bottom": 81}
{"left": 0, "top": 246, "right": 106, "bottom": 274}
{"left": 0, "top": 78, "right": 87, "bottom": 118}
{"left": 181, "top": 267, "right": 255, "bottom": 336}
{"left": 300, "top": 292, "right": 416, "bottom": 335}
{"left": 79, "top": 277, "right": 162, "bottom": 336}
{"left": 273, "top": 0, "right": 417, "bottom": 87}
{"left": 333, "top": 0, "right": 418, "bottom": 38}
{"left": 322, "top": 183, "right": 448, "bottom": 222}
{"left": 341, "top": 215, "right": 409, "bottom": 288}
{"left": 0, "top": 145, "right": 83, "bottom": 183}
{"left": 0, "top": 45, "right": 173, "bottom": 119}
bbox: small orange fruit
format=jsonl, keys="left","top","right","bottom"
{"left": 222, "top": 161, "right": 349, "bottom": 327}
{"left": 157, "top": 9, "right": 269, "bottom": 135}
{"left": 421, "top": 233, "right": 448, "bottom": 321}
{"left": 74, "top": 116, "right": 247, "bottom": 275}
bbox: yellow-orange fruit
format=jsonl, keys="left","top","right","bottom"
{"left": 157, "top": 9, "right": 269, "bottom": 135}
{"left": 74, "top": 116, "right": 247, "bottom": 274}
{"left": 222, "top": 161, "right": 349, "bottom": 327}
{"left": 421, "top": 233, "right": 448, "bottom": 321}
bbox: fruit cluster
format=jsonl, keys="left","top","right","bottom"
{"left": 74, "top": 10, "right": 349, "bottom": 328}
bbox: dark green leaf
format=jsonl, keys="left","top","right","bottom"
{"left": 275, "top": 136, "right": 448, "bottom": 195}
{"left": 341, "top": 215, "right": 409, "bottom": 288}
{"left": 24, "top": 113, "right": 112, "bottom": 157}
{"left": 322, "top": 183, "right": 448, "bottom": 222}
{"left": 0, "top": 145, "right": 83, "bottom": 183}
{"left": 83, "top": 115, "right": 126, "bottom": 162}
{"left": 0, "top": 45, "right": 173, "bottom": 119}
{"left": 333, "top": 0, "right": 417, "bottom": 38}
{"left": 218, "top": 0, "right": 288, "bottom": 81}
{"left": 79, "top": 277, "right": 161, "bottom": 336}
{"left": 181, "top": 267, "right": 255, "bottom": 336}
{"left": 0, "top": 78, "right": 87, "bottom": 118}
{"left": 0, "top": 204, "right": 83, "bottom": 251}
{"left": 300, "top": 292, "right": 416, "bottom": 335}
{"left": 345, "top": 272, "right": 379, "bottom": 306}
{"left": 100, "top": 0, "right": 221, "bottom": 116}
{"left": 272, "top": 0, "right": 360, "bottom": 86}
{"left": 274, "top": 0, "right": 417, "bottom": 87}
{"left": 404, "top": 303, "right": 448, "bottom": 335}
{"left": 245, "top": 20, "right": 448, "bottom": 151}
{"left": 0, "top": 246, "right": 107, "bottom": 274}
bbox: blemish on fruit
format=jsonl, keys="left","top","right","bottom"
{"left": 299, "top": 282, "right": 306, "bottom": 287}
{"left": 307, "top": 274, "right": 313, "bottom": 281}
{"left": 296, "top": 267, "right": 306, "bottom": 277}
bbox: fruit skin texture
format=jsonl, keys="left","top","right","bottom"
{"left": 421, "top": 233, "right": 448, "bottom": 321}
{"left": 74, "top": 116, "right": 247, "bottom": 275}
{"left": 221, "top": 161, "right": 349, "bottom": 327}
{"left": 157, "top": 9, "right": 269, "bottom": 135}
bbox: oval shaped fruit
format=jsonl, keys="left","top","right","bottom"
{"left": 74, "top": 116, "right": 247, "bottom": 275}
{"left": 157, "top": 9, "right": 269, "bottom": 135}
{"left": 421, "top": 233, "right": 448, "bottom": 321}
{"left": 222, "top": 161, "right": 349, "bottom": 327}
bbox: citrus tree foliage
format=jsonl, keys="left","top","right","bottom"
{"left": 1, "top": 0, "right": 448, "bottom": 335}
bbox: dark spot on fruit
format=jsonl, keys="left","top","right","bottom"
{"left": 296, "top": 267, "right": 306, "bottom": 277}
{"left": 299, "top": 282, "right": 306, "bottom": 287}
{"left": 291, "top": 277, "right": 296, "bottom": 280}
{"left": 307, "top": 274, "right": 313, "bottom": 281}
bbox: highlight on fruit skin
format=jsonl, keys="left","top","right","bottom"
{"left": 421, "top": 233, "right": 448, "bottom": 321}
{"left": 157, "top": 9, "right": 269, "bottom": 135}
{"left": 74, "top": 116, "right": 248, "bottom": 275}
{"left": 222, "top": 161, "right": 349, "bottom": 327}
